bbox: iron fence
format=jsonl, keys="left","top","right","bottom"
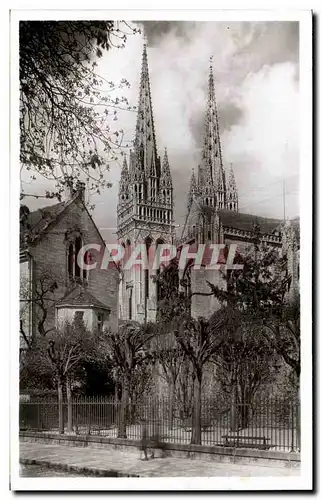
{"left": 19, "top": 394, "right": 300, "bottom": 452}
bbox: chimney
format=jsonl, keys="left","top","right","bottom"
{"left": 76, "top": 180, "right": 86, "bottom": 203}
{"left": 62, "top": 176, "right": 74, "bottom": 202}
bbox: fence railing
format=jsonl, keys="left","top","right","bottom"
{"left": 19, "top": 395, "right": 300, "bottom": 452}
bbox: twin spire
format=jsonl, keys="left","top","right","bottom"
{"left": 118, "top": 44, "right": 173, "bottom": 211}
{"left": 133, "top": 44, "right": 158, "bottom": 178}
{"left": 118, "top": 46, "right": 238, "bottom": 218}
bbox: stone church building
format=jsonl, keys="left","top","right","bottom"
{"left": 20, "top": 44, "right": 300, "bottom": 345}
{"left": 117, "top": 45, "right": 300, "bottom": 323}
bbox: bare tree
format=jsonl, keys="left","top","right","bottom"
{"left": 215, "top": 325, "right": 275, "bottom": 430}
{"left": 46, "top": 318, "right": 96, "bottom": 433}
{"left": 174, "top": 309, "right": 238, "bottom": 445}
{"left": 20, "top": 267, "right": 63, "bottom": 347}
{"left": 99, "top": 322, "right": 155, "bottom": 438}
{"left": 19, "top": 21, "right": 140, "bottom": 201}
{"left": 175, "top": 358, "right": 195, "bottom": 427}
{"left": 151, "top": 329, "right": 185, "bottom": 429}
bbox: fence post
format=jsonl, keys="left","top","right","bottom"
{"left": 290, "top": 399, "right": 294, "bottom": 452}
{"left": 296, "top": 391, "right": 301, "bottom": 451}
{"left": 66, "top": 377, "right": 73, "bottom": 433}
{"left": 37, "top": 402, "right": 40, "bottom": 430}
{"left": 230, "top": 382, "right": 237, "bottom": 432}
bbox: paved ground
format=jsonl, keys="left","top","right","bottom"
{"left": 19, "top": 442, "right": 300, "bottom": 477}
{"left": 20, "top": 464, "right": 81, "bottom": 477}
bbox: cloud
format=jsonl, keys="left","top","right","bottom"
{"left": 222, "top": 62, "right": 299, "bottom": 218}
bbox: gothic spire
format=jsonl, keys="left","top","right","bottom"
{"left": 227, "top": 163, "right": 237, "bottom": 190}
{"left": 226, "top": 163, "right": 238, "bottom": 211}
{"left": 133, "top": 44, "right": 159, "bottom": 179}
{"left": 197, "top": 165, "right": 202, "bottom": 191}
{"left": 199, "top": 59, "right": 225, "bottom": 201}
{"left": 160, "top": 147, "right": 172, "bottom": 187}
{"left": 119, "top": 156, "right": 129, "bottom": 191}
{"left": 117, "top": 42, "right": 175, "bottom": 265}
{"left": 187, "top": 168, "right": 198, "bottom": 210}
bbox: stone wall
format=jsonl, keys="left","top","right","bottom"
{"left": 19, "top": 432, "right": 301, "bottom": 467}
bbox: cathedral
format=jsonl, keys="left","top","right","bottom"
{"left": 117, "top": 45, "right": 300, "bottom": 323}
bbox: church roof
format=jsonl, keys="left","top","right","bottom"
{"left": 217, "top": 209, "right": 283, "bottom": 235}
{"left": 20, "top": 191, "right": 108, "bottom": 256}
{"left": 20, "top": 201, "right": 66, "bottom": 248}
{"left": 55, "top": 286, "right": 110, "bottom": 311}
{"left": 196, "top": 206, "right": 282, "bottom": 235}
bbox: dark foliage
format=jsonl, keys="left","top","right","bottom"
{"left": 19, "top": 21, "right": 140, "bottom": 200}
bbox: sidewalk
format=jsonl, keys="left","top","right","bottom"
{"left": 19, "top": 441, "right": 300, "bottom": 477}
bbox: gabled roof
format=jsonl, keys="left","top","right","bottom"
{"left": 20, "top": 201, "right": 67, "bottom": 248}
{"left": 55, "top": 286, "right": 110, "bottom": 311}
{"left": 20, "top": 193, "right": 108, "bottom": 249}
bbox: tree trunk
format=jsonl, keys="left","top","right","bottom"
{"left": 118, "top": 380, "right": 129, "bottom": 438}
{"left": 57, "top": 377, "right": 64, "bottom": 434}
{"left": 168, "top": 379, "right": 175, "bottom": 430}
{"left": 115, "top": 380, "right": 121, "bottom": 403}
{"left": 230, "top": 383, "right": 237, "bottom": 432}
{"left": 239, "top": 389, "right": 251, "bottom": 429}
{"left": 239, "top": 402, "right": 250, "bottom": 429}
{"left": 191, "top": 375, "right": 202, "bottom": 445}
{"left": 66, "top": 376, "right": 73, "bottom": 433}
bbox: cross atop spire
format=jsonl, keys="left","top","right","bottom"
{"left": 142, "top": 43, "right": 148, "bottom": 72}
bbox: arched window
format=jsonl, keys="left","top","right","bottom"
{"left": 67, "top": 234, "right": 88, "bottom": 282}
{"left": 83, "top": 251, "right": 90, "bottom": 280}
{"left": 75, "top": 236, "right": 82, "bottom": 278}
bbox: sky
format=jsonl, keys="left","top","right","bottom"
{"left": 21, "top": 21, "right": 300, "bottom": 242}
